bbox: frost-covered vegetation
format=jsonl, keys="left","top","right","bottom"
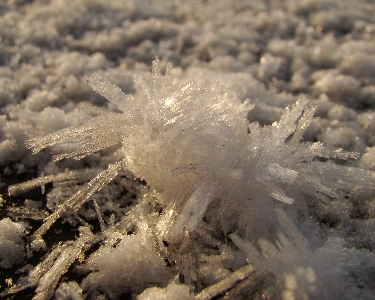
{"left": 1, "top": 0, "right": 375, "bottom": 299}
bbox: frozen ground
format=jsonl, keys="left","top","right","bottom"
{"left": 0, "top": 0, "right": 375, "bottom": 299}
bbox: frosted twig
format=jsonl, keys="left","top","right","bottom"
{"left": 1, "top": 227, "right": 100, "bottom": 300}
{"left": 8, "top": 170, "right": 82, "bottom": 197}
{"left": 31, "top": 159, "right": 125, "bottom": 250}
{"left": 195, "top": 264, "right": 255, "bottom": 300}
{"left": 92, "top": 199, "right": 105, "bottom": 232}
{"left": 7, "top": 206, "right": 49, "bottom": 220}
{"left": 32, "top": 237, "right": 87, "bottom": 299}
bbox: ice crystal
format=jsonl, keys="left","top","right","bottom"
{"left": 230, "top": 209, "right": 375, "bottom": 300}
{"left": 7, "top": 59, "right": 375, "bottom": 299}
{"left": 23, "top": 59, "right": 371, "bottom": 242}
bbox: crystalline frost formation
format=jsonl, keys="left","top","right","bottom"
{"left": 6, "top": 59, "right": 375, "bottom": 299}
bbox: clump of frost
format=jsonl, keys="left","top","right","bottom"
{"left": 0, "top": 218, "right": 26, "bottom": 269}
{"left": 24, "top": 59, "right": 374, "bottom": 245}
{"left": 54, "top": 281, "right": 83, "bottom": 300}
{"left": 231, "top": 209, "right": 375, "bottom": 300}
{"left": 359, "top": 147, "right": 375, "bottom": 171}
{"left": 0, "top": 0, "right": 375, "bottom": 298}
{"left": 82, "top": 225, "right": 172, "bottom": 298}
{"left": 7, "top": 59, "right": 375, "bottom": 299}
{"left": 137, "top": 283, "right": 193, "bottom": 300}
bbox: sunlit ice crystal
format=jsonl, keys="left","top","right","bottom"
{"left": 16, "top": 59, "right": 374, "bottom": 248}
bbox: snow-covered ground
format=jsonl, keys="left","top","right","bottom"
{"left": 1, "top": 0, "right": 375, "bottom": 299}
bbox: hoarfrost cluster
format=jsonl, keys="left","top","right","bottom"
{"left": 1, "top": 0, "right": 375, "bottom": 299}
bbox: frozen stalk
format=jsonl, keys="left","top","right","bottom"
{"left": 31, "top": 228, "right": 95, "bottom": 300}
{"left": 8, "top": 170, "right": 86, "bottom": 197}
{"left": 195, "top": 264, "right": 255, "bottom": 300}
{"left": 2, "top": 227, "right": 98, "bottom": 300}
{"left": 31, "top": 159, "right": 125, "bottom": 250}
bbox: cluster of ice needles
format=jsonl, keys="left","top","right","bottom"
{"left": 2, "top": 59, "right": 375, "bottom": 300}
